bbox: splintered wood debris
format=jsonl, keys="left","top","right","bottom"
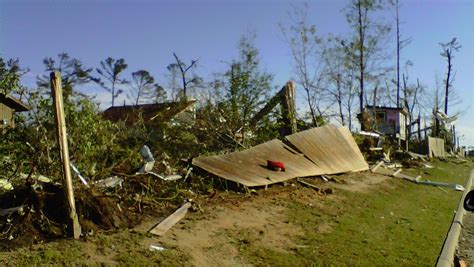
{"left": 192, "top": 125, "right": 369, "bottom": 187}
{"left": 149, "top": 202, "right": 192, "bottom": 236}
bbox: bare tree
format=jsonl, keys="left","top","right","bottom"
{"left": 344, "top": 0, "right": 391, "bottom": 129}
{"left": 400, "top": 61, "right": 424, "bottom": 140}
{"left": 167, "top": 53, "right": 202, "bottom": 99}
{"left": 440, "top": 37, "right": 461, "bottom": 115}
{"left": 92, "top": 57, "right": 128, "bottom": 107}
{"left": 320, "top": 37, "right": 358, "bottom": 129}
{"left": 280, "top": 4, "right": 325, "bottom": 126}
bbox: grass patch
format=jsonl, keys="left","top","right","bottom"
{"left": 236, "top": 160, "right": 472, "bottom": 266}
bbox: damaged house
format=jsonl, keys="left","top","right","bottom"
{"left": 365, "top": 105, "right": 407, "bottom": 141}
{"left": 0, "top": 93, "right": 29, "bottom": 130}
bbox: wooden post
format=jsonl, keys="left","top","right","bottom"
{"left": 280, "top": 81, "right": 297, "bottom": 136}
{"left": 50, "top": 71, "right": 81, "bottom": 239}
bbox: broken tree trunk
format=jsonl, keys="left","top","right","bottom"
{"left": 249, "top": 81, "right": 297, "bottom": 136}
{"left": 50, "top": 71, "right": 82, "bottom": 239}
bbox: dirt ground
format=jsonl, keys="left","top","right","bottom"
{"left": 135, "top": 172, "right": 391, "bottom": 266}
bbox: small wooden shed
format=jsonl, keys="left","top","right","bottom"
{"left": 365, "top": 105, "right": 407, "bottom": 140}
{"left": 0, "top": 93, "right": 29, "bottom": 129}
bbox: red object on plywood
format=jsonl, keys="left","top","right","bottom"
{"left": 267, "top": 160, "right": 286, "bottom": 172}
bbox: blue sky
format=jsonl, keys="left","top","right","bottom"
{"left": 1, "top": 0, "right": 473, "bottom": 145}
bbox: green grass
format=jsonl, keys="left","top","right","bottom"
{"left": 235, "top": 160, "right": 472, "bottom": 266}
{"left": 0, "top": 229, "right": 189, "bottom": 266}
{"left": 0, "top": 160, "right": 471, "bottom": 266}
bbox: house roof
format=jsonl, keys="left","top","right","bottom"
{"left": 0, "top": 93, "right": 29, "bottom": 112}
{"left": 365, "top": 105, "right": 408, "bottom": 115}
{"left": 102, "top": 100, "right": 196, "bottom": 125}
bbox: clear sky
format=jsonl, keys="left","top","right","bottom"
{"left": 1, "top": 0, "right": 473, "bottom": 145}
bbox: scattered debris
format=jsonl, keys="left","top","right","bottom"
{"left": 297, "top": 179, "right": 321, "bottom": 191}
{"left": 149, "top": 244, "right": 165, "bottom": 252}
{"left": 359, "top": 131, "right": 381, "bottom": 138}
{"left": 423, "top": 164, "right": 435, "bottom": 169}
{"left": 139, "top": 145, "right": 155, "bottom": 173}
{"left": 371, "top": 161, "right": 384, "bottom": 172}
{"left": 416, "top": 180, "right": 465, "bottom": 191}
{"left": 408, "top": 151, "right": 427, "bottom": 161}
{"left": 320, "top": 175, "right": 330, "bottom": 182}
{"left": 70, "top": 163, "right": 90, "bottom": 188}
{"left": 371, "top": 162, "right": 464, "bottom": 191}
{"left": 93, "top": 176, "right": 124, "bottom": 188}
{"left": 149, "top": 202, "right": 192, "bottom": 236}
{"left": 184, "top": 167, "right": 193, "bottom": 181}
{"left": 146, "top": 172, "right": 183, "bottom": 181}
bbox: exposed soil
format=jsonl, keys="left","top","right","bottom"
{"left": 135, "top": 172, "right": 390, "bottom": 266}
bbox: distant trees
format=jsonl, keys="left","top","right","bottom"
{"left": 167, "top": 53, "right": 202, "bottom": 99}
{"left": 204, "top": 33, "right": 274, "bottom": 146}
{"left": 321, "top": 38, "right": 358, "bottom": 130}
{"left": 280, "top": 4, "right": 325, "bottom": 126}
{"left": 93, "top": 57, "right": 128, "bottom": 107}
{"left": 37, "top": 53, "right": 92, "bottom": 100}
{"left": 127, "top": 70, "right": 166, "bottom": 105}
{"left": 344, "top": 0, "right": 391, "bottom": 128}
{"left": 0, "top": 58, "right": 25, "bottom": 97}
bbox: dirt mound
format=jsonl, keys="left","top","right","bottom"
{"left": 0, "top": 182, "right": 137, "bottom": 250}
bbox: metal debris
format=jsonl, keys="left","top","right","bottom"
{"left": 70, "top": 163, "right": 90, "bottom": 187}
{"left": 139, "top": 145, "right": 155, "bottom": 173}
{"left": 93, "top": 176, "right": 124, "bottom": 188}
{"left": 149, "top": 244, "right": 165, "bottom": 252}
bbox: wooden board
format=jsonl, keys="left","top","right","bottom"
{"left": 193, "top": 139, "right": 325, "bottom": 187}
{"left": 149, "top": 202, "right": 192, "bottom": 236}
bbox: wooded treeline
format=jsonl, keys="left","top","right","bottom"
{"left": 0, "top": 0, "right": 463, "bottom": 181}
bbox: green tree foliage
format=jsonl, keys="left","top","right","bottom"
{"left": 93, "top": 57, "right": 129, "bottom": 106}
{"left": 0, "top": 58, "right": 26, "bottom": 96}
{"left": 202, "top": 34, "right": 274, "bottom": 148}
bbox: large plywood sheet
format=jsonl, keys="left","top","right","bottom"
{"left": 192, "top": 139, "right": 325, "bottom": 187}
{"left": 285, "top": 125, "right": 369, "bottom": 174}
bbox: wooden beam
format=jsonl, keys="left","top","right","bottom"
{"left": 50, "top": 71, "right": 81, "bottom": 239}
{"left": 149, "top": 202, "right": 192, "bottom": 236}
